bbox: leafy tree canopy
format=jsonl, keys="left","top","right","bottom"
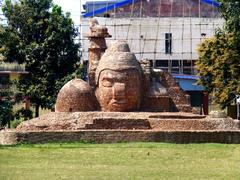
{"left": 196, "top": 0, "right": 240, "bottom": 108}
{"left": 0, "top": 0, "right": 82, "bottom": 117}
{"left": 218, "top": 0, "right": 240, "bottom": 35}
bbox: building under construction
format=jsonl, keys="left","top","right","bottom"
{"left": 81, "top": 0, "right": 223, "bottom": 75}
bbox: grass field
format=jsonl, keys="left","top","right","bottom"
{"left": 0, "top": 143, "right": 240, "bottom": 180}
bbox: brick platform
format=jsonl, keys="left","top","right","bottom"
{"left": 15, "top": 112, "right": 239, "bottom": 131}
{"left": 1, "top": 112, "right": 238, "bottom": 145}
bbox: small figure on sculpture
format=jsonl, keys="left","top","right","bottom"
{"left": 88, "top": 18, "right": 109, "bottom": 37}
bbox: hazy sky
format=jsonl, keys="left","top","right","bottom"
{"left": 53, "top": 0, "right": 103, "bottom": 25}
{"left": 53, "top": 0, "right": 83, "bottom": 25}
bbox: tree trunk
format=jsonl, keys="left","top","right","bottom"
{"left": 7, "top": 121, "right": 10, "bottom": 129}
{"left": 24, "top": 96, "right": 30, "bottom": 110}
{"left": 35, "top": 104, "right": 40, "bottom": 117}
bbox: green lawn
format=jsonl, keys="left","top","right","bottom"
{"left": 0, "top": 143, "right": 240, "bottom": 180}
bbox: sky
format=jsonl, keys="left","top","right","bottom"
{"left": 53, "top": 0, "right": 102, "bottom": 25}
{"left": 53, "top": 0, "right": 84, "bottom": 25}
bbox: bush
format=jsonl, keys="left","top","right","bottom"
{"left": 15, "top": 108, "right": 33, "bottom": 121}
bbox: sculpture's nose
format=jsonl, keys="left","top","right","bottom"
{"left": 113, "top": 83, "right": 126, "bottom": 99}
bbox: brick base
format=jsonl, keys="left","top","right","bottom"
{"left": 2, "top": 130, "right": 240, "bottom": 145}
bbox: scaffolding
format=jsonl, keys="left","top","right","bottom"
{"left": 80, "top": 0, "right": 223, "bottom": 75}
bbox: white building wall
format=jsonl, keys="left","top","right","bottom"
{"left": 81, "top": 17, "right": 224, "bottom": 72}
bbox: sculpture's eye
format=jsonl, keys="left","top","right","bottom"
{"left": 102, "top": 79, "right": 113, "bottom": 87}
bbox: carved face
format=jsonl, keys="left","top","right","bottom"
{"left": 96, "top": 69, "right": 141, "bottom": 111}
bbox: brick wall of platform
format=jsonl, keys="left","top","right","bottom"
{"left": 1, "top": 130, "right": 240, "bottom": 145}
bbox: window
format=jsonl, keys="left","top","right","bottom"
{"left": 183, "top": 60, "right": 192, "bottom": 75}
{"left": 155, "top": 60, "right": 169, "bottom": 71}
{"left": 171, "top": 60, "right": 180, "bottom": 74}
{"left": 165, "top": 33, "right": 172, "bottom": 54}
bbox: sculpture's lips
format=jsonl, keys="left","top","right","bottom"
{"left": 110, "top": 100, "right": 126, "bottom": 107}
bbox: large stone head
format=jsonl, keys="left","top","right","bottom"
{"left": 95, "top": 41, "right": 142, "bottom": 112}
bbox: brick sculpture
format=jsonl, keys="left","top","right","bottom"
{"left": 55, "top": 18, "right": 192, "bottom": 112}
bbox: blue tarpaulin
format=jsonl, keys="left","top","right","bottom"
{"left": 172, "top": 74, "right": 199, "bottom": 80}
{"left": 172, "top": 74, "right": 204, "bottom": 91}
{"left": 82, "top": 0, "right": 220, "bottom": 18}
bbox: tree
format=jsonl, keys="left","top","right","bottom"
{"left": 218, "top": 0, "right": 240, "bottom": 35}
{"left": 0, "top": 0, "right": 81, "bottom": 117}
{"left": 196, "top": 0, "right": 240, "bottom": 108}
